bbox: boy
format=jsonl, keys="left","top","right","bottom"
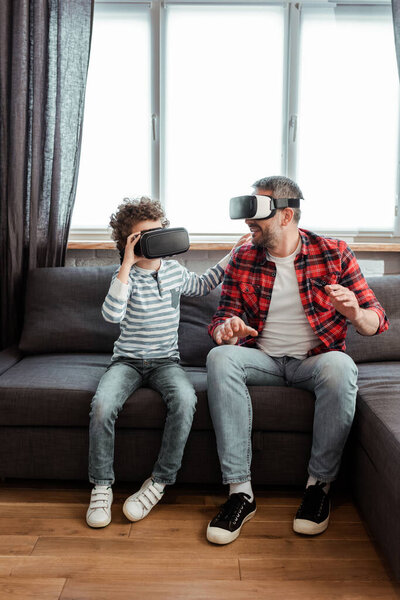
{"left": 86, "top": 196, "right": 249, "bottom": 527}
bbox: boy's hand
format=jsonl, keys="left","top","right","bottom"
{"left": 123, "top": 232, "right": 141, "bottom": 267}
{"left": 214, "top": 317, "right": 258, "bottom": 345}
{"left": 232, "top": 233, "right": 252, "bottom": 252}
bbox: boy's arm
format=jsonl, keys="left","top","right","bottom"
{"left": 181, "top": 234, "right": 252, "bottom": 297}
{"left": 102, "top": 231, "right": 141, "bottom": 323}
{"left": 101, "top": 268, "right": 133, "bottom": 323}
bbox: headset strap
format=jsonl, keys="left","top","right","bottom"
{"left": 272, "top": 198, "right": 302, "bottom": 209}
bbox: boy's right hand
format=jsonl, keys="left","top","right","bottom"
{"left": 213, "top": 317, "right": 258, "bottom": 345}
{"left": 122, "top": 232, "right": 141, "bottom": 267}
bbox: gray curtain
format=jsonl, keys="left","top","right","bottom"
{"left": 0, "top": 0, "right": 94, "bottom": 350}
{"left": 394, "top": 0, "right": 400, "bottom": 79}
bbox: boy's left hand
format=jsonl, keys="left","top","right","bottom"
{"left": 232, "top": 233, "right": 252, "bottom": 251}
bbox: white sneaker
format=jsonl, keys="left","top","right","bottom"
{"left": 86, "top": 485, "right": 113, "bottom": 528}
{"left": 123, "top": 478, "right": 164, "bottom": 522}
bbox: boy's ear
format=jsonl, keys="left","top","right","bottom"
{"left": 119, "top": 247, "right": 125, "bottom": 265}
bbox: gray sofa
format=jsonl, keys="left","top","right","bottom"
{"left": 0, "top": 266, "right": 399, "bottom": 578}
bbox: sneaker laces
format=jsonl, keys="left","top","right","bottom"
{"left": 215, "top": 493, "right": 249, "bottom": 526}
{"left": 297, "top": 481, "right": 327, "bottom": 518}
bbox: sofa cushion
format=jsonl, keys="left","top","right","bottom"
{"left": 354, "top": 362, "right": 400, "bottom": 496}
{"left": 178, "top": 286, "right": 221, "bottom": 366}
{"left": 0, "top": 353, "right": 315, "bottom": 432}
{"left": 19, "top": 266, "right": 119, "bottom": 354}
{"left": 345, "top": 275, "right": 400, "bottom": 363}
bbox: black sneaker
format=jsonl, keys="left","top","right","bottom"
{"left": 207, "top": 492, "right": 257, "bottom": 545}
{"left": 293, "top": 481, "right": 330, "bottom": 535}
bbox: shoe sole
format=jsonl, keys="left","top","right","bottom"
{"left": 206, "top": 509, "right": 257, "bottom": 545}
{"left": 86, "top": 513, "right": 112, "bottom": 528}
{"left": 122, "top": 501, "right": 147, "bottom": 522}
{"left": 293, "top": 515, "right": 329, "bottom": 535}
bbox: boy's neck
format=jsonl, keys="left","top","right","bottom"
{"left": 135, "top": 258, "right": 161, "bottom": 272}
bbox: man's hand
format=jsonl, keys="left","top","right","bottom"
{"left": 324, "top": 284, "right": 379, "bottom": 335}
{"left": 324, "top": 284, "right": 362, "bottom": 322}
{"left": 214, "top": 317, "right": 258, "bottom": 346}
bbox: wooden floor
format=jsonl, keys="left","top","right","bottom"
{"left": 0, "top": 480, "right": 399, "bottom": 600}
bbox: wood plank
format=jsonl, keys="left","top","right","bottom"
{"left": 239, "top": 557, "right": 390, "bottom": 581}
{"left": 129, "top": 517, "right": 369, "bottom": 541}
{"left": 0, "top": 536, "right": 38, "bottom": 556}
{"left": 6, "top": 555, "right": 239, "bottom": 581}
{"left": 59, "top": 579, "right": 400, "bottom": 600}
{"left": 0, "top": 576, "right": 65, "bottom": 600}
{"left": 0, "top": 517, "right": 130, "bottom": 538}
{"left": 30, "top": 536, "right": 381, "bottom": 560}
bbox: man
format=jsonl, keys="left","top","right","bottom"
{"left": 205, "top": 175, "right": 388, "bottom": 545}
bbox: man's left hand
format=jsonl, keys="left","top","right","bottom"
{"left": 324, "top": 284, "right": 362, "bottom": 322}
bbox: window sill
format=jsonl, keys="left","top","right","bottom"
{"left": 67, "top": 241, "right": 400, "bottom": 252}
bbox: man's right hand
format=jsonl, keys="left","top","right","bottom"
{"left": 213, "top": 317, "right": 258, "bottom": 346}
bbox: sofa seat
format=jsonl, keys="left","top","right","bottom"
{"left": 354, "top": 362, "right": 400, "bottom": 496}
{"left": 0, "top": 352, "right": 315, "bottom": 432}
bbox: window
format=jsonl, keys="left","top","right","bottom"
{"left": 297, "top": 4, "right": 399, "bottom": 231}
{"left": 71, "top": 0, "right": 400, "bottom": 240}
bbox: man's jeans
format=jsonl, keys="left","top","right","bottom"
{"left": 88, "top": 357, "right": 197, "bottom": 486}
{"left": 206, "top": 346, "right": 358, "bottom": 485}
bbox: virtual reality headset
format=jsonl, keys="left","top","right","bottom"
{"left": 120, "top": 227, "right": 190, "bottom": 263}
{"left": 230, "top": 195, "right": 302, "bottom": 220}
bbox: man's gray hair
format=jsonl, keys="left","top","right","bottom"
{"left": 252, "top": 175, "right": 302, "bottom": 224}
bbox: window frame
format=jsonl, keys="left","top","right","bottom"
{"left": 69, "top": 0, "right": 400, "bottom": 245}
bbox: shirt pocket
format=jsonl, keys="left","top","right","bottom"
{"left": 239, "top": 282, "right": 260, "bottom": 317}
{"left": 169, "top": 287, "right": 180, "bottom": 309}
{"left": 309, "top": 276, "right": 336, "bottom": 313}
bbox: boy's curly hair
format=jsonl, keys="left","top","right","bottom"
{"left": 109, "top": 196, "right": 170, "bottom": 252}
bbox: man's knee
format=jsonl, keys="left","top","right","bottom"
{"left": 206, "top": 344, "right": 242, "bottom": 373}
{"left": 314, "top": 352, "right": 358, "bottom": 386}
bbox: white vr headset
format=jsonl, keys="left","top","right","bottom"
{"left": 230, "top": 195, "right": 302, "bottom": 220}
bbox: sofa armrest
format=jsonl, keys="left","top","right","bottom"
{"left": 0, "top": 346, "right": 22, "bottom": 377}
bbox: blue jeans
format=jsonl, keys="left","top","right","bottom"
{"left": 206, "top": 346, "right": 358, "bottom": 485}
{"left": 88, "top": 357, "right": 197, "bottom": 486}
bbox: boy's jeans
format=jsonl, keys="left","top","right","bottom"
{"left": 89, "top": 357, "right": 197, "bottom": 486}
{"left": 206, "top": 346, "right": 358, "bottom": 485}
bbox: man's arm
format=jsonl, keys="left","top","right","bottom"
{"left": 324, "top": 243, "right": 389, "bottom": 336}
{"left": 208, "top": 246, "right": 258, "bottom": 344}
{"left": 324, "top": 284, "right": 380, "bottom": 335}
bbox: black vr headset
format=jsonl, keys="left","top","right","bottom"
{"left": 119, "top": 227, "right": 190, "bottom": 263}
{"left": 230, "top": 195, "right": 302, "bottom": 220}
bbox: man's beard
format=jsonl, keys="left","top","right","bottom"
{"left": 251, "top": 225, "right": 280, "bottom": 251}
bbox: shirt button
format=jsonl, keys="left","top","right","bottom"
{"left": 272, "top": 272, "right": 276, "bottom": 277}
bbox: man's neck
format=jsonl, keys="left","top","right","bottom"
{"left": 267, "top": 229, "right": 300, "bottom": 258}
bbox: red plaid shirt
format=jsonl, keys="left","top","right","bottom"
{"left": 209, "top": 228, "right": 389, "bottom": 356}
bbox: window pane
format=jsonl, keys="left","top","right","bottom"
{"left": 297, "top": 6, "right": 399, "bottom": 231}
{"left": 164, "top": 5, "right": 285, "bottom": 233}
{"left": 71, "top": 4, "right": 151, "bottom": 229}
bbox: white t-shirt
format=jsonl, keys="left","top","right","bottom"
{"left": 257, "top": 240, "right": 320, "bottom": 360}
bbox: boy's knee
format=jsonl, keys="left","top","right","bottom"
{"left": 90, "top": 394, "right": 117, "bottom": 423}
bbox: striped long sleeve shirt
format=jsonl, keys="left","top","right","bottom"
{"left": 102, "top": 258, "right": 228, "bottom": 361}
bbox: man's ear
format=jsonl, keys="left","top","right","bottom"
{"left": 281, "top": 207, "right": 294, "bottom": 226}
